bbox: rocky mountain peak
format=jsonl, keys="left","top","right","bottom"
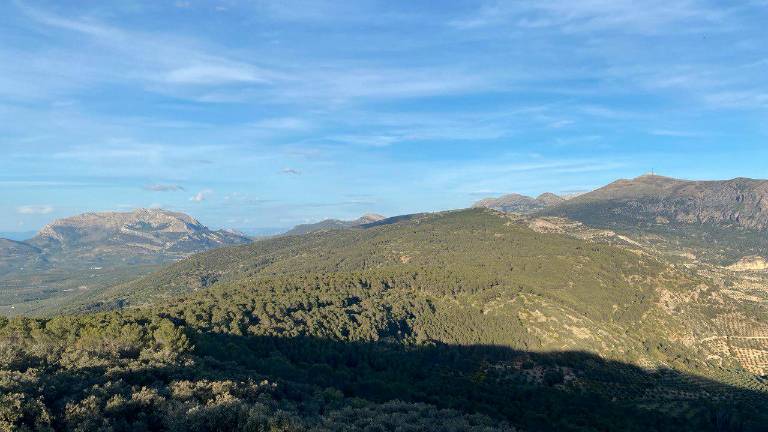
{"left": 473, "top": 192, "right": 563, "bottom": 214}
{"left": 285, "top": 213, "right": 388, "bottom": 236}
{"left": 548, "top": 175, "right": 768, "bottom": 231}
{"left": 535, "top": 192, "right": 565, "bottom": 207}
{"left": 28, "top": 209, "right": 250, "bottom": 257}
{"left": 355, "top": 214, "right": 386, "bottom": 224}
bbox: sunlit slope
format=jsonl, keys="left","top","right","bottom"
{"left": 68, "top": 209, "right": 745, "bottom": 372}
{"left": 89, "top": 208, "right": 670, "bottom": 318}
{"left": 540, "top": 175, "right": 768, "bottom": 263}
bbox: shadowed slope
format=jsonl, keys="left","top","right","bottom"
{"left": 2, "top": 313, "right": 766, "bottom": 431}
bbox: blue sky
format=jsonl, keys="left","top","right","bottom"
{"left": 1, "top": 0, "right": 767, "bottom": 232}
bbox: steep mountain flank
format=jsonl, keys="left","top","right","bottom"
{"left": 533, "top": 175, "right": 768, "bottom": 263}
{"left": 547, "top": 174, "right": 768, "bottom": 231}
{"left": 285, "top": 213, "right": 386, "bottom": 235}
{"left": 0, "top": 238, "right": 43, "bottom": 275}
{"left": 0, "top": 238, "right": 40, "bottom": 257}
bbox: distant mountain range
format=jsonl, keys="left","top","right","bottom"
{"left": 0, "top": 210, "right": 391, "bottom": 313}
{"left": 0, "top": 231, "right": 37, "bottom": 241}
{"left": 284, "top": 213, "right": 386, "bottom": 236}
{"left": 0, "top": 209, "right": 254, "bottom": 314}
{"left": 7, "top": 174, "right": 768, "bottom": 270}
{"left": 0, "top": 211, "right": 394, "bottom": 272}
{"left": 474, "top": 174, "right": 768, "bottom": 231}
{"left": 0, "top": 209, "right": 251, "bottom": 272}
{"left": 474, "top": 174, "right": 768, "bottom": 264}
{"left": 472, "top": 192, "right": 566, "bottom": 214}
{"left": 544, "top": 174, "right": 768, "bottom": 231}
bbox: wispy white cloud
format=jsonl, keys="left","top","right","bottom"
{"left": 165, "top": 65, "right": 271, "bottom": 85}
{"left": 548, "top": 119, "right": 575, "bottom": 129}
{"left": 0, "top": 180, "right": 95, "bottom": 188}
{"left": 554, "top": 135, "right": 605, "bottom": 148}
{"left": 330, "top": 134, "right": 401, "bottom": 147}
{"left": 649, "top": 129, "right": 703, "bottom": 137}
{"left": 21, "top": 6, "right": 116, "bottom": 37}
{"left": 6, "top": 4, "right": 281, "bottom": 101}
{"left": 39, "top": 137, "right": 228, "bottom": 180}
{"left": 450, "top": 0, "right": 727, "bottom": 34}
{"left": 54, "top": 144, "right": 158, "bottom": 161}
{"left": 190, "top": 189, "right": 213, "bottom": 202}
{"left": 419, "top": 156, "right": 630, "bottom": 205}
{"left": 421, "top": 157, "right": 621, "bottom": 192}
{"left": 303, "top": 68, "right": 494, "bottom": 101}
{"left": 703, "top": 92, "right": 768, "bottom": 109}
{"left": 319, "top": 106, "right": 549, "bottom": 147}
{"left": 245, "top": 1, "right": 394, "bottom": 24}
{"left": 8, "top": 4, "right": 495, "bottom": 104}
{"left": 144, "top": 184, "right": 185, "bottom": 192}
{"left": 17, "top": 205, "right": 54, "bottom": 215}
{"left": 252, "top": 117, "right": 311, "bottom": 131}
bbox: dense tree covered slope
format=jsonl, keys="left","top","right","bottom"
{"left": 1, "top": 209, "right": 766, "bottom": 430}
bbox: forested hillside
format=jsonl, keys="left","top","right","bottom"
{"left": 77, "top": 209, "right": 675, "bottom": 312}
{"left": 2, "top": 209, "right": 766, "bottom": 430}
